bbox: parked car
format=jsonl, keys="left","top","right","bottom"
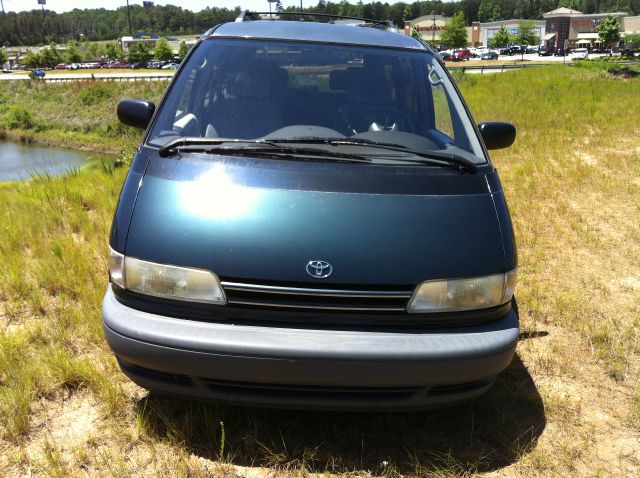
{"left": 451, "top": 48, "right": 471, "bottom": 61}
{"left": 54, "top": 63, "right": 67, "bottom": 70}
{"left": 570, "top": 48, "right": 588, "bottom": 60}
{"left": 67, "top": 63, "right": 81, "bottom": 70}
{"left": 525, "top": 45, "right": 539, "bottom": 54}
{"left": 106, "top": 15, "right": 519, "bottom": 410}
{"left": 161, "top": 62, "right": 179, "bottom": 70}
{"left": 620, "top": 47, "right": 636, "bottom": 58}
{"left": 538, "top": 46, "right": 553, "bottom": 56}
{"left": 130, "top": 61, "right": 148, "bottom": 69}
{"left": 554, "top": 47, "right": 567, "bottom": 56}
{"left": 481, "top": 50, "right": 499, "bottom": 60}
{"left": 438, "top": 51, "right": 451, "bottom": 61}
{"left": 108, "top": 61, "right": 129, "bottom": 69}
{"left": 507, "top": 45, "right": 526, "bottom": 55}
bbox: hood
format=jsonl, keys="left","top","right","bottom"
{"left": 123, "top": 152, "right": 507, "bottom": 286}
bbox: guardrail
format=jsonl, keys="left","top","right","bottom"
{"left": 447, "top": 63, "right": 548, "bottom": 74}
{"left": 447, "top": 60, "right": 639, "bottom": 74}
{"left": 42, "top": 74, "right": 174, "bottom": 83}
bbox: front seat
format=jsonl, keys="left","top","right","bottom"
{"left": 207, "top": 61, "right": 285, "bottom": 139}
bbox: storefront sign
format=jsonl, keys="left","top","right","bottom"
{"left": 572, "top": 19, "right": 601, "bottom": 28}
{"left": 417, "top": 25, "right": 445, "bottom": 32}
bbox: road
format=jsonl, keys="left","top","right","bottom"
{"left": 0, "top": 71, "right": 174, "bottom": 81}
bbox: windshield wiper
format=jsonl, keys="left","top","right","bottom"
{"left": 269, "top": 137, "right": 409, "bottom": 149}
{"left": 159, "top": 137, "right": 269, "bottom": 157}
{"left": 157, "top": 137, "right": 371, "bottom": 163}
{"left": 268, "top": 137, "right": 478, "bottom": 173}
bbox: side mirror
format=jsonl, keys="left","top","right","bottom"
{"left": 478, "top": 121, "right": 516, "bottom": 150}
{"left": 117, "top": 99, "right": 156, "bottom": 129}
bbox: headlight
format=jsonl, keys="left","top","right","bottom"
{"left": 109, "top": 247, "right": 125, "bottom": 288}
{"left": 108, "top": 247, "right": 226, "bottom": 304}
{"left": 407, "top": 270, "right": 517, "bottom": 313}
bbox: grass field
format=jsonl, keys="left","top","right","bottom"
{"left": 0, "top": 79, "right": 169, "bottom": 154}
{"left": 0, "top": 64, "right": 638, "bottom": 477}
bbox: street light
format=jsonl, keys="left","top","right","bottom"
{"left": 267, "top": 0, "right": 277, "bottom": 19}
{"left": 126, "top": 0, "right": 133, "bottom": 36}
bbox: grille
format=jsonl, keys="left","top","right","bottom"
{"left": 221, "top": 281, "right": 413, "bottom": 313}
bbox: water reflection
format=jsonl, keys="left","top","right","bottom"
{"left": 0, "top": 142, "right": 87, "bottom": 182}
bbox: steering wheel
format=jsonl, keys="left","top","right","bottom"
{"left": 348, "top": 106, "right": 414, "bottom": 134}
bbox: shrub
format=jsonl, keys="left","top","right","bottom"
{"left": 78, "top": 83, "right": 114, "bottom": 106}
{"left": 5, "top": 105, "right": 36, "bottom": 129}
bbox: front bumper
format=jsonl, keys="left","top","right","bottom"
{"left": 102, "top": 286, "right": 519, "bottom": 410}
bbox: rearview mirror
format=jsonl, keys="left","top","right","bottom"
{"left": 478, "top": 121, "right": 516, "bottom": 150}
{"left": 117, "top": 99, "right": 156, "bottom": 129}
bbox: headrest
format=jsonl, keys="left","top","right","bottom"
{"left": 225, "top": 61, "right": 286, "bottom": 100}
{"left": 347, "top": 67, "right": 393, "bottom": 104}
{"left": 329, "top": 69, "right": 351, "bottom": 90}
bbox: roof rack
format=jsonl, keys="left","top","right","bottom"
{"left": 235, "top": 10, "right": 395, "bottom": 30}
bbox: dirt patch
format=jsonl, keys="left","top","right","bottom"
{"left": 1, "top": 391, "right": 101, "bottom": 477}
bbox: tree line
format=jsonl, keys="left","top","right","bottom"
{"left": 0, "top": 0, "right": 637, "bottom": 46}
{"left": 9, "top": 38, "right": 192, "bottom": 68}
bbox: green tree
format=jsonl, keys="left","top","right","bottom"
{"left": 0, "top": 49, "right": 8, "bottom": 66}
{"left": 104, "top": 42, "right": 121, "bottom": 61}
{"left": 23, "top": 51, "right": 42, "bottom": 68}
{"left": 598, "top": 15, "right": 621, "bottom": 49}
{"left": 625, "top": 32, "right": 640, "bottom": 51}
{"left": 154, "top": 37, "right": 174, "bottom": 62}
{"left": 516, "top": 20, "right": 538, "bottom": 45}
{"left": 411, "top": 25, "right": 423, "bottom": 41}
{"left": 127, "top": 42, "right": 152, "bottom": 63}
{"left": 440, "top": 11, "right": 467, "bottom": 48}
{"left": 177, "top": 41, "right": 190, "bottom": 61}
{"left": 558, "top": 0, "right": 587, "bottom": 12}
{"left": 84, "top": 43, "right": 100, "bottom": 61}
{"left": 39, "top": 44, "right": 62, "bottom": 67}
{"left": 478, "top": 0, "right": 501, "bottom": 22}
{"left": 489, "top": 25, "right": 511, "bottom": 47}
{"left": 65, "top": 45, "right": 82, "bottom": 63}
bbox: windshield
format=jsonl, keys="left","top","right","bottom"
{"left": 148, "top": 38, "right": 486, "bottom": 163}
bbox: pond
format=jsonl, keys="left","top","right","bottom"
{"left": 0, "top": 142, "right": 88, "bottom": 182}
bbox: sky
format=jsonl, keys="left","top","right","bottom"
{"left": 1, "top": 0, "right": 338, "bottom": 14}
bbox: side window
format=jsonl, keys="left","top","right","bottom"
{"left": 428, "top": 67, "right": 455, "bottom": 139}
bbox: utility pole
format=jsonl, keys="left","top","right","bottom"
{"left": 432, "top": 9, "right": 436, "bottom": 43}
{"left": 1, "top": 0, "right": 5, "bottom": 15}
{"left": 37, "top": 0, "right": 46, "bottom": 21}
{"left": 126, "top": 0, "right": 133, "bottom": 36}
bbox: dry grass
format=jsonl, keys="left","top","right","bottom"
{"left": 0, "top": 65, "right": 639, "bottom": 477}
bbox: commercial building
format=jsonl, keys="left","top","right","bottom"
{"left": 469, "top": 19, "right": 545, "bottom": 46}
{"left": 403, "top": 15, "right": 459, "bottom": 44}
{"left": 119, "top": 32, "right": 197, "bottom": 53}
{"left": 405, "top": 9, "right": 639, "bottom": 49}
{"left": 542, "top": 7, "right": 634, "bottom": 50}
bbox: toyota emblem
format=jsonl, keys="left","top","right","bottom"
{"left": 306, "top": 260, "right": 333, "bottom": 279}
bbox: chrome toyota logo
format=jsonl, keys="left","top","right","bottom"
{"left": 306, "top": 260, "right": 333, "bottom": 279}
